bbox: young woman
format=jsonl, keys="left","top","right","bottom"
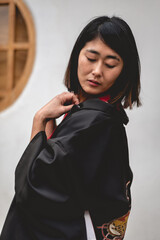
{"left": 0, "top": 16, "right": 141, "bottom": 240}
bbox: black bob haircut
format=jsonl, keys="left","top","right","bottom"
{"left": 64, "top": 16, "right": 141, "bottom": 109}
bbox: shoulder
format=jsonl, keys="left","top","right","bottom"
{"left": 51, "top": 98, "right": 129, "bottom": 139}
{"left": 70, "top": 98, "right": 129, "bottom": 125}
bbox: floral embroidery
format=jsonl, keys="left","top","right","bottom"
{"left": 97, "top": 211, "right": 130, "bottom": 240}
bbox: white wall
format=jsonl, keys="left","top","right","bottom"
{"left": 0, "top": 0, "right": 160, "bottom": 239}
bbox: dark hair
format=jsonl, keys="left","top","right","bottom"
{"left": 64, "top": 16, "right": 141, "bottom": 109}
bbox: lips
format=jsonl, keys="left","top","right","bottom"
{"left": 88, "top": 79, "right": 100, "bottom": 85}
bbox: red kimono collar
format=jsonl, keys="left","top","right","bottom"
{"left": 98, "top": 94, "right": 111, "bottom": 103}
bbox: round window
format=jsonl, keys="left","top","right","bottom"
{"left": 0, "top": 0, "right": 35, "bottom": 111}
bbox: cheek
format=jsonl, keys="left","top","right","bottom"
{"left": 107, "top": 67, "right": 123, "bottom": 83}
{"left": 78, "top": 56, "right": 90, "bottom": 77}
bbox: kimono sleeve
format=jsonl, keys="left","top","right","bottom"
{"left": 15, "top": 131, "right": 47, "bottom": 200}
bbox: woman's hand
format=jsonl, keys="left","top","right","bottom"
{"left": 30, "top": 92, "right": 79, "bottom": 140}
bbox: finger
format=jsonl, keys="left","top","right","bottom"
{"left": 63, "top": 104, "right": 74, "bottom": 112}
{"left": 61, "top": 92, "right": 75, "bottom": 104}
{"left": 66, "top": 92, "right": 79, "bottom": 104}
{"left": 71, "top": 94, "right": 79, "bottom": 104}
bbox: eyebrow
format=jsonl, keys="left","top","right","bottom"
{"left": 86, "top": 49, "right": 120, "bottom": 61}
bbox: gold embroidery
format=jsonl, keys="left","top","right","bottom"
{"left": 108, "top": 211, "right": 130, "bottom": 237}
{"left": 97, "top": 211, "right": 130, "bottom": 240}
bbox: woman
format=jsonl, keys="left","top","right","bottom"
{"left": 0, "top": 16, "right": 141, "bottom": 240}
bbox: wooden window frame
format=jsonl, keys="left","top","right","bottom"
{"left": 0, "top": 0, "right": 35, "bottom": 111}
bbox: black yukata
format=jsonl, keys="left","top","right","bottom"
{"left": 0, "top": 98, "right": 133, "bottom": 240}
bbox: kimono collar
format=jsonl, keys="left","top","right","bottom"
{"left": 98, "top": 94, "right": 129, "bottom": 125}
{"left": 77, "top": 95, "right": 129, "bottom": 125}
{"left": 63, "top": 94, "right": 129, "bottom": 125}
{"left": 98, "top": 94, "right": 111, "bottom": 103}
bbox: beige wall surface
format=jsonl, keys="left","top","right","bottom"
{"left": 0, "top": 0, "right": 160, "bottom": 239}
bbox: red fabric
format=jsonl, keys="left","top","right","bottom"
{"left": 98, "top": 94, "right": 110, "bottom": 102}
{"left": 47, "top": 128, "right": 56, "bottom": 140}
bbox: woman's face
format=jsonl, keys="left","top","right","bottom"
{"left": 77, "top": 37, "right": 123, "bottom": 101}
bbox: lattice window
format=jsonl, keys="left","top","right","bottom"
{"left": 0, "top": 0, "right": 35, "bottom": 111}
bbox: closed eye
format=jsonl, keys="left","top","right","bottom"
{"left": 105, "top": 64, "right": 115, "bottom": 68}
{"left": 87, "top": 56, "right": 116, "bottom": 68}
{"left": 87, "top": 57, "right": 96, "bottom": 62}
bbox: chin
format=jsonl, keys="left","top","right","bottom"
{"left": 83, "top": 87, "right": 101, "bottom": 95}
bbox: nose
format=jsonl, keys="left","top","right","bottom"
{"left": 92, "top": 61, "right": 103, "bottom": 77}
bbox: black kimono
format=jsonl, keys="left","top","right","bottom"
{"left": 0, "top": 98, "right": 133, "bottom": 240}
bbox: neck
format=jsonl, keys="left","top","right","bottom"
{"left": 78, "top": 91, "right": 93, "bottom": 103}
{"left": 78, "top": 89, "right": 110, "bottom": 103}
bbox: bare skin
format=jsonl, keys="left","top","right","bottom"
{"left": 77, "top": 37, "right": 123, "bottom": 102}
{"left": 30, "top": 92, "right": 79, "bottom": 140}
